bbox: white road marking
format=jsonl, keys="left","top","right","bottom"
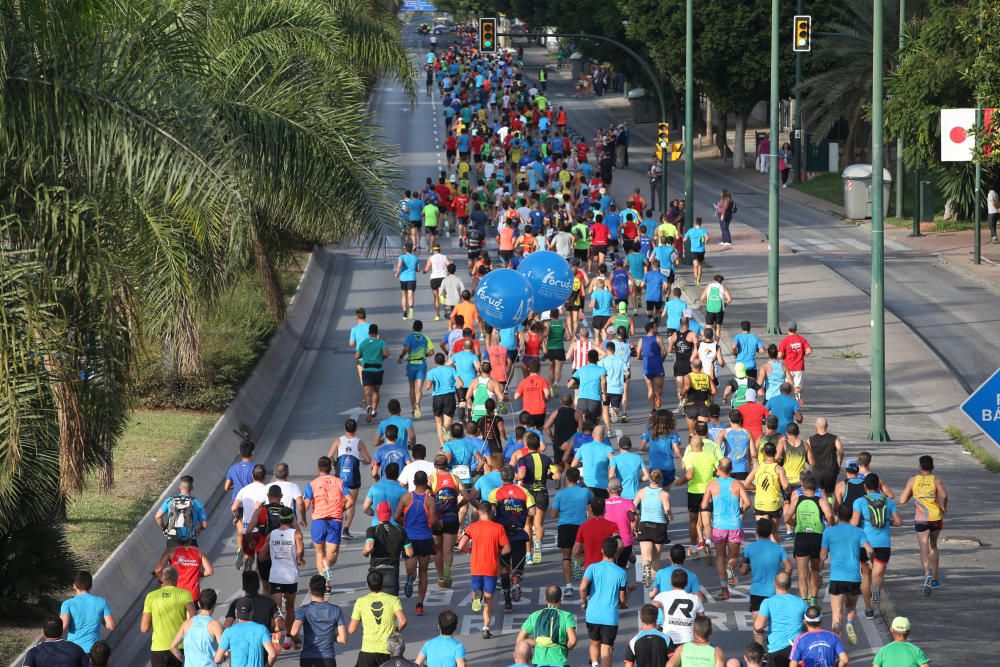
{"left": 842, "top": 238, "right": 871, "bottom": 251}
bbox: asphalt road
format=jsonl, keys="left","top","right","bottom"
{"left": 104, "top": 21, "right": 884, "bottom": 667}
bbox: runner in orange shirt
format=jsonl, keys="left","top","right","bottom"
{"left": 514, "top": 359, "right": 551, "bottom": 428}
{"left": 450, "top": 290, "right": 480, "bottom": 337}
{"left": 458, "top": 502, "right": 511, "bottom": 639}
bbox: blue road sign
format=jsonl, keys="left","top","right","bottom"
{"left": 401, "top": 1, "right": 436, "bottom": 10}
{"left": 960, "top": 368, "right": 1000, "bottom": 450}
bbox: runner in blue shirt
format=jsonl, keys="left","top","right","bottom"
{"left": 417, "top": 611, "right": 466, "bottom": 667}
{"left": 225, "top": 439, "right": 256, "bottom": 502}
{"left": 608, "top": 437, "right": 647, "bottom": 500}
{"left": 395, "top": 243, "right": 419, "bottom": 319}
{"left": 850, "top": 474, "right": 902, "bottom": 619}
{"left": 789, "top": 606, "right": 848, "bottom": 667}
{"left": 683, "top": 217, "right": 710, "bottom": 285}
{"left": 376, "top": 401, "right": 415, "bottom": 449}
{"left": 573, "top": 436, "right": 614, "bottom": 492}
{"left": 570, "top": 351, "right": 607, "bottom": 427}
{"left": 425, "top": 353, "right": 462, "bottom": 446}
{"left": 820, "top": 503, "right": 873, "bottom": 643}
{"left": 741, "top": 519, "right": 793, "bottom": 617}
{"left": 348, "top": 308, "right": 372, "bottom": 392}
{"left": 580, "top": 539, "right": 628, "bottom": 663}
{"left": 643, "top": 263, "right": 667, "bottom": 324}
{"left": 731, "top": 320, "right": 765, "bottom": 373}
{"left": 753, "top": 572, "right": 808, "bottom": 662}
{"left": 663, "top": 289, "right": 688, "bottom": 334}
{"left": 364, "top": 463, "right": 407, "bottom": 526}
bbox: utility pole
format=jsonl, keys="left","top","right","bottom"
{"left": 766, "top": 0, "right": 781, "bottom": 334}
{"left": 793, "top": 0, "right": 803, "bottom": 184}
{"left": 684, "top": 0, "right": 694, "bottom": 233}
{"left": 896, "top": 0, "right": 905, "bottom": 220}
{"left": 870, "top": 0, "right": 890, "bottom": 441}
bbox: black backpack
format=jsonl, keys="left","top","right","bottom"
{"left": 866, "top": 495, "right": 888, "bottom": 529}
{"left": 258, "top": 502, "right": 286, "bottom": 535}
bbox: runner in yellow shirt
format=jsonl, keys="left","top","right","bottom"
{"left": 348, "top": 571, "right": 407, "bottom": 666}
{"left": 745, "top": 441, "right": 790, "bottom": 541}
{"left": 898, "top": 455, "right": 948, "bottom": 596}
{"left": 676, "top": 435, "right": 720, "bottom": 561}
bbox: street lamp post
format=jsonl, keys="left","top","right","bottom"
{"left": 974, "top": 2, "right": 984, "bottom": 265}
{"left": 897, "top": 0, "right": 906, "bottom": 222}
{"left": 684, "top": 0, "right": 694, "bottom": 233}
{"left": 870, "top": 0, "right": 890, "bottom": 441}
{"left": 766, "top": 0, "right": 781, "bottom": 334}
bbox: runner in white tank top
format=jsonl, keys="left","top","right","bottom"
{"left": 262, "top": 511, "right": 304, "bottom": 648}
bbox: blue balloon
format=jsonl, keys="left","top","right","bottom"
{"left": 517, "top": 250, "right": 573, "bottom": 313}
{"left": 475, "top": 269, "right": 534, "bottom": 330}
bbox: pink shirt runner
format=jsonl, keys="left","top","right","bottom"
{"left": 604, "top": 496, "right": 636, "bottom": 547}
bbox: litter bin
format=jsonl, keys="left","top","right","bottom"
{"left": 842, "top": 164, "right": 893, "bottom": 220}
{"left": 627, "top": 87, "right": 656, "bottom": 124}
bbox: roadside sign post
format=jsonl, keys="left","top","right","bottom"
{"left": 961, "top": 369, "right": 1000, "bottom": 450}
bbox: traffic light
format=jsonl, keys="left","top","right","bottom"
{"left": 793, "top": 15, "right": 812, "bottom": 52}
{"left": 657, "top": 122, "right": 670, "bottom": 150}
{"left": 671, "top": 142, "right": 684, "bottom": 161}
{"left": 479, "top": 17, "right": 497, "bottom": 54}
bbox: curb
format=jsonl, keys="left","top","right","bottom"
{"left": 9, "top": 247, "right": 347, "bottom": 667}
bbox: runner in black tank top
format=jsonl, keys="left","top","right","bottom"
{"left": 672, "top": 328, "right": 695, "bottom": 376}
{"left": 548, "top": 402, "right": 578, "bottom": 467}
{"left": 808, "top": 431, "right": 839, "bottom": 495}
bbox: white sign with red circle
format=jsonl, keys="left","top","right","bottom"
{"left": 941, "top": 108, "right": 997, "bottom": 162}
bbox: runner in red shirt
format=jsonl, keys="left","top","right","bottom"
{"left": 575, "top": 141, "right": 590, "bottom": 163}
{"left": 572, "top": 497, "right": 620, "bottom": 568}
{"left": 556, "top": 107, "right": 568, "bottom": 128}
{"left": 155, "top": 538, "right": 212, "bottom": 601}
{"left": 443, "top": 133, "right": 458, "bottom": 167}
{"left": 514, "top": 359, "right": 551, "bottom": 427}
{"left": 453, "top": 189, "right": 471, "bottom": 242}
{"left": 590, "top": 215, "right": 611, "bottom": 267}
{"left": 777, "top": 322, "right": 812, "bottom": 402}
{"left": 736, "top": 388, "right": 769, "bottom": 443}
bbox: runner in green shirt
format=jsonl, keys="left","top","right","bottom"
{"left": 356, "top": 325, "right": 390, "bottom": 422}
{"left": 516, "top": 585, "right": 577, "bottom": 667}
{"left": 678, "top": 436, "right": 720, "bottom": 561}
{"left": 571, "top": 221, "right": 590, "bottom": 264}
{"left": 422, "top": 201, "right": 439, "bottom": 248}
{"left": 874, "top": 617, "right": 930, "bottom": 667}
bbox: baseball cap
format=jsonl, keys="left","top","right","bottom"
{"left": 618, "top": 302, "right": 627, "bottom": 313}
{"left": 236, "top": 597, "right": 253, "bottom": 620}
{"left": 377, "top": 501, "right": 392, "bottom": 523}
{"left": 845, "top": 459, "right": 860, "bottom": 473}
{"left": 734, "top": 362, "right": 746, "bottom": 379}
{"left": 890, "top": 617, "right": 911, "bottom": 633}
{"left": 745, "top": 388, "right": 757, "bottom": 402}
{"left": 787, "top": 321, "right": 798, "bottom": 331}
{"left": 614, "top": 259, "right": 623, "bottom": 266}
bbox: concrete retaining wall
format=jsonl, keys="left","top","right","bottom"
{"left": 11, "top": 246, "right": 344, "bottom": 666}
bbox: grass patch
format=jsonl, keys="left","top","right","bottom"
{"left": 64, "top": 410, "right": 220, "bottom": 569}
{"left": 834, "top": 348, "right": 863, "bottom": 360}
{"left": 134, "top": 254, "right": 308, "bottom": 411}
{"left": 946, "top": 426, "right": 1000, "bottom": 473}
{"left": 0, "top": 627, "right": 41, "bottom": 666}
{"left": 792, "top": 172, "right": 843, "bottom": 207}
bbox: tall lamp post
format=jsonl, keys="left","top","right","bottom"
{"left": 793, "top": 0, "right": 804, "bottom": 183}
{"left": 766, "top": 0, "right": 781, "bottom": 334}
{"left": 974, "top": 2, "right": 984, "bottom": 265}
{"left": 897, "top": 0, "right": 906, "bottom": 222}
{"left": 684, "top": 0, "right": 694, "bottom": 233}
{"left": 870, "top": 0, "right": 890, "bottom": 441}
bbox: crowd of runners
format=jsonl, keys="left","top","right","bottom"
{"left": 27, "top": 23, "right": 943, "bottom": 667}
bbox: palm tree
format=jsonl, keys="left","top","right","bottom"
{"left": 0, "top": 0, "right": 414, "bottom": 589}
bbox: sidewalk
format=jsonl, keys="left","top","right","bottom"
{"left": 526, "top": 43, "right": 1000, "bottom": 663}
{"left": 528, "top": 44, "right": 1000, "bottom": 293}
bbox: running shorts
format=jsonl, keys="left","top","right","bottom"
{"left": 471, "top": 574, "right": 497, "bottom": 595}
{"left": 577, "top": 398, "right": 602, "bottom": 423}
{"left": 705, "top": 311, "right": 724, "bottom": 325}
{"left": 432, "top": 393, "right": 457, "bottom": 417}
{"left": 586, "top": 622, "right": 618, "bottom": 645}
{"left": 400, "top": 280, "right": 416, "bottom": 292}
{"left": 638, "top": 521, "right": 669, "bottom": 544}
{"left": 311, "top": 518, "right": 343, "bottom": 545}
{"left": 557, "top": 524, "right": 580, "bottom": 549}
{"left": 828, "top": 580, "right": 862, "bottom": 596}
{"left": 914, "top": 520, "right": 943, "bottom": 533}
{"left": 692, "top": 251, "right": 705, "bottom": 262}
{"left": 793, "top": 532, "right": 822, "bottom": 559}
{"left": 362, "top": 371, "right": 384, "bottom": 387}
{"left": 687, "top": 492, "right": 705, "bottom": 514}
{"left": 410, "top": 538, "right": 434, "bottom": 557}
{"left": 430, "top": 277, "right": 444, "bottom": 291}
{"left": 711, "top": 528, "right": 744, "bottom": 545}
{"left": 860, "top": 547, "right": 891, "bottom": 565}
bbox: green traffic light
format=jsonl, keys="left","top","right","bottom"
{"left": 484, "top": 40, "right": 492, "bottom": 47}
